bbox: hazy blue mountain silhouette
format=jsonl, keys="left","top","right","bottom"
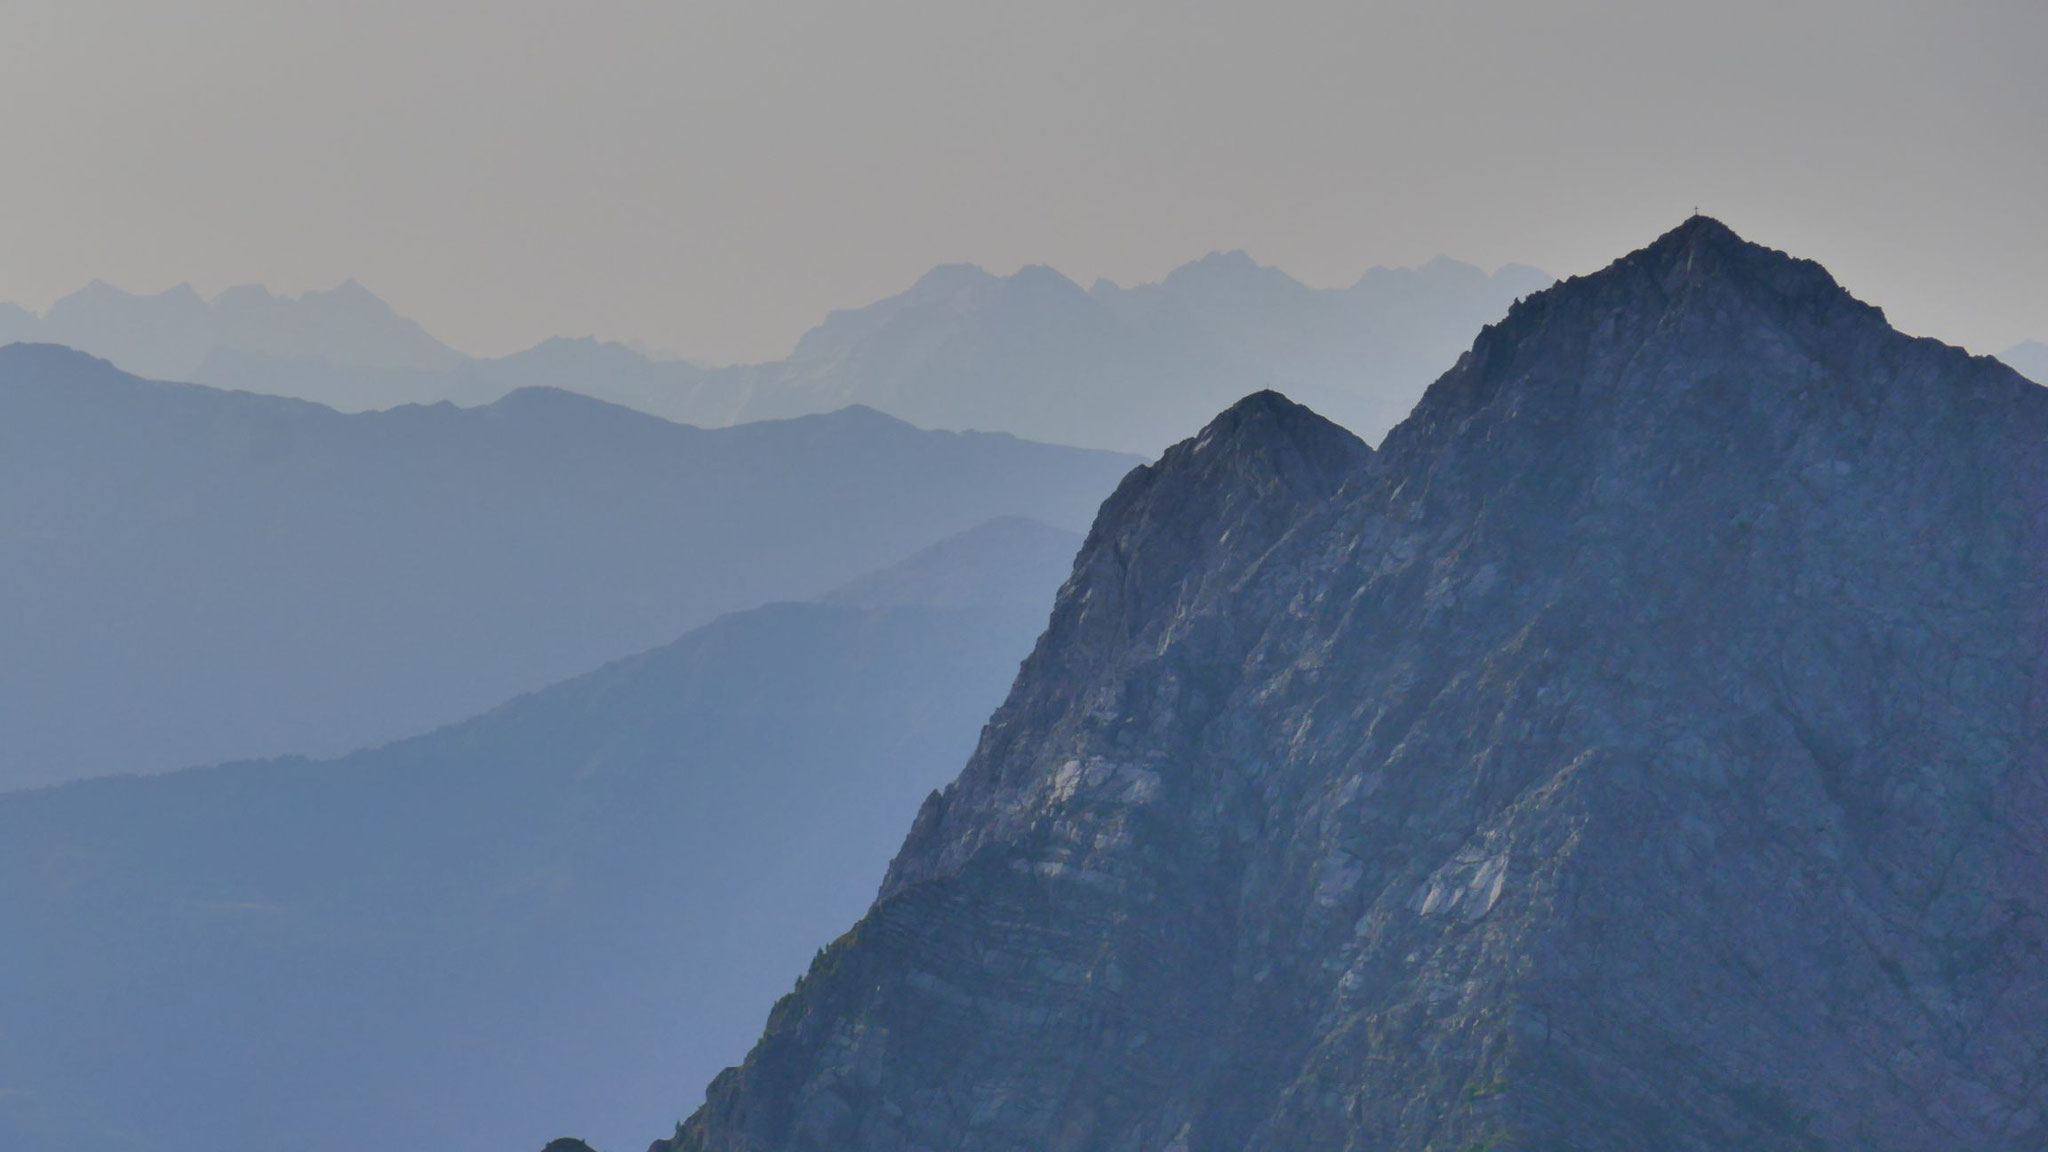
{"left": 34, "top": 278, "right": 465, "bottom": 382}
{"left": 5, "top": 254, "right": 1548, "bottom": 453}
{"left": 0, "top": 302, "right": 36, "bottom": 346}
{"left": 0, "top": 345, "right": 1134, "bottom": 789}
{"left": 722, "top": 254, "right": 1549, "bottom": 452}
{"left": 2001, "top": 340, "right": 2048, "bottom": 386}
{"left": 0, "top": 516, "right": 1083, "bottom": 1152}
{"left": 195, "top": 334, "right": 752, "bottom": 418}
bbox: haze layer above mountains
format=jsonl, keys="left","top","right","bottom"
{"left": 661, "top": 218, "right": 2048, "bottom": 1152}
{"left": 0, "top": 254, "right": 1554, "bottom": 454}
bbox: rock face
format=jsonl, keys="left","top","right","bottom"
{"left": 654, "top": 218, "right": 2048, "bottom": 1152}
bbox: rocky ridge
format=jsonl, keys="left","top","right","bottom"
{"left": 654, "top": 217, "right": 2048, "bottom": 1152}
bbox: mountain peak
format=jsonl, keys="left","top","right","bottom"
{"left": 877, "top": 392, "right": 1365, "bottom": 893}
{"left": 1611, "top": 214, "right": 1876, "bottom": 322}
{"left": 1186, "top": 388, "right": 1352, "bottom": 458}
{"left": 1385, "top": 215, "right": 1901, "bottom": 472}
{"left": 1649, "top": 210, "right": 1743, "bottom": 251}
{"left": 1155, "top": 250, "right": 1310, "bottom": 300}
{"left": 1138, "top": 389, "right": 1372, "bottom": 526}
{"left": 1616, "top": 213, "right": 1787, "bottom": 283}
{"left": 1171, "top": 249, "right": 1260, "bottom": 278}
{"left": 670, "top": 222, "right": 2048, "bottom": 1152}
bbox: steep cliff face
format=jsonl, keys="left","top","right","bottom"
{"left": 657, "top": 218, "right": 2048, "bottom": 1152}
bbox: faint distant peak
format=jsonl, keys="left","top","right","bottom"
{"left": 1005, "top": 263, "right": 1085, "bottom": 291}
{"left": 790, "top": 262, "right": 1095, "bottom": 365}
{"left": 988, "top": 264, "right": 1094, "bottom": 315}
{"left": 1175, "top": 249, "right": 1262, "bottom": 277}
{"left": 52, "top": 279, "right": 206, "bottom": 309}
{"left": 212, "top": 282, "right": 284, "bottom": 307}
{"left": 1999, "top": 340, "right": 2048, "bottom": 386}
{"left": 1353, "top": 255, "right": 1485, "bottom": 291}
{"left": 786, "top": 264, "right": 995, "bottom": 362}
{"left": 501, "top": 334, "right": 654, "bottom": 366}
{"left": 1159, "top": 250, "right": 1311, "bottom": 297}
{"left": 908, "top": 262, "right": 1001, "bottom": 295}
{"left": 905, "top": 261, "right": 1086, "bottom": 303}
{"left": 621, "top": 338, "right": 698, "bottom": 364}
{"left": 1420, "top": 253, "right": 1485, "bottom": 276}
{"left": 319, "top": 276, "right": 377, "bottom": 300}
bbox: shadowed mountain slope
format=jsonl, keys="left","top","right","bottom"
{"left": 657, "top": 218, "right": 2048, "bottom": 1152}
{"left": 0, "top": 346, "right": 1134, "bottom": 789}
{"left": 0, "top": 517, "right": 1083, "bottom": 1152}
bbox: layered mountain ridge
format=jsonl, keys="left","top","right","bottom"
{"left": 0, "top": 345, "right": 1134, "bottom": 789}
{"left": 0, "top": 518, "right": 1084, "bottom": 1152}
{"left": 24, "top": 278, "right": 465, "bottom": 382}
{"left": 653, "top": 217, "right": 2048, "bottom": 1152}
{"left": 3, "top": 254, "right": 1548, "bottom": 454}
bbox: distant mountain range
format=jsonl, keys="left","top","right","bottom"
{"left": 0, "top": 344, "right": 1135, "bottom": 790}
{"left": 0, "top": 516, "right": 1082, "bottom": 1152}
{"left": 0, "top": 278, "right": 465, "bottom": 383}
{"left": 2001, "top": 341, "right": 2048, "bottom": 386}
{"left": 1, "top": 255, "right": 1552, "bottom": 453}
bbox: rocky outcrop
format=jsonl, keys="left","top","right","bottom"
{"left": 654, "top": 218, "right": 2048, "bottom": 1152}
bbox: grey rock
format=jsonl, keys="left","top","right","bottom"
{"left": 655, "top": 218, "right": 2048, "bottom": 1152}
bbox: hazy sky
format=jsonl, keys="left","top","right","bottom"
{"left": 1, "top": 0, "right": 2040, "bottom": 363}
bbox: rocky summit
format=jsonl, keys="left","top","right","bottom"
{"left": 652, "top": 218, "right": 2048, "bottom": 1152}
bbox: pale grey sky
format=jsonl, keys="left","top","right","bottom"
{"left": 0, "top": 0, "right": 2040, "bottom": 363}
